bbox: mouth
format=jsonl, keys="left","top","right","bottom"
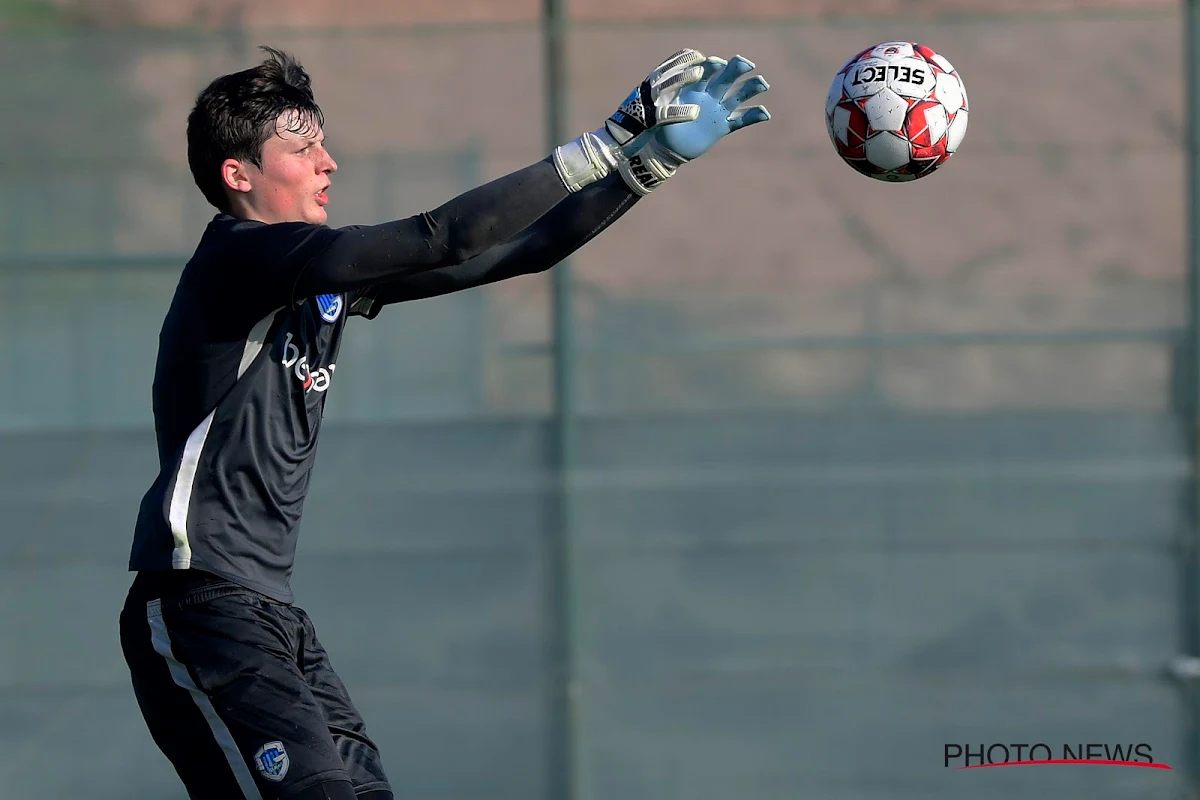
{"left": 315, "top": 185, "right": 330, "bottom": 206}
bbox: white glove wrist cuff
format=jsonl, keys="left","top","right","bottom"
{"left": 617, "top": 140, "right": 684, "bottom": 197}
{"left": 553, "top": 127, "right": 622, "bottom": 193}
{"left": 553, "top": 125, "right": 684, "bottom": 197}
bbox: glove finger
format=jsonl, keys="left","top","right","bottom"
{"left": 727, "top": 105, "right": 771, "bottom": 131}
{"left": 658, "top": 103, "right": 702, "bottom": 124}
{"left": 722, "top": 75, "right": 770, "bottom": 111}
{"left": 652, "top": 48, "right": 706, "bottom": 79}
{"left": 654, "top": 63, "right": 704, "bottom": 94}
{"left": 690, "top": 56, "right": 728, "bottom": 95}
{"left": 705, "top": 55, "right": 756, "bottom": 98}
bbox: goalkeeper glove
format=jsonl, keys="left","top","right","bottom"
{"left": 553, "top": 48, "right": 708, "bottom": 193}
{"left": 622, "top": 55, "right": 771, "bottom": 195}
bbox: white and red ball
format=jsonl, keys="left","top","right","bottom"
{"left": 825, "top": 41, "right": 969, "bottom": 182}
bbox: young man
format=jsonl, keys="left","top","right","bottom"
{"left": 118, "top": 46, "right": 769, "bottom": 800}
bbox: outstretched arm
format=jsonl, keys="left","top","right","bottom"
{"left": 351, "top": 171, "right": 638, "bottom": 314}
{"left": 233, "top": 50, "right": 716, "bottom": 313}
{"left": 288, "top": 156, "right": 568, "bottom": 299}
{"left": 347, "top": 54, "right": 774, "bottom": 314}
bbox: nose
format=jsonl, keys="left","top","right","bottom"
{"left": 319, "top": 148, "right": 338, "bottom": 177}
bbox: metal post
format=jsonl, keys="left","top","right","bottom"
{"left": 542, "top": 1, "right": 581, "bottom": 800}
{"left": 1187, "top": 1, "right": 1200, "bottom": 793}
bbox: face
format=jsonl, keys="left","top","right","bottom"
{"left": 222, "top": 111, "right": 337, "bottom": 225}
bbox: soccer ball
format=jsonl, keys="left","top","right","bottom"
{"left": 825, "top": 41, "right": 969, "bottom": 182}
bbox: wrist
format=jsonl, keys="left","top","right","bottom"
{"left": 552, "top": 127, "right": 622, "bottom": 192}
{"left": 617, "top": 137, "right": 686, "bottom": 197}
{"left": 552, "top": 125, "right": 688, "bottom": 198}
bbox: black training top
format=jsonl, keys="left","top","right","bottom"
{"left": 128, "top": 159, "right": 638, "bottom": 602}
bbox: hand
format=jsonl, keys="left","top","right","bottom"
{"left": 604, "top": 48, "right": 708, "bottom": 149}
{"left": 652, "top": 55, "right": 771, "bottom": 162}
{"left": 552, "top": 48, "right": 709, "bottom": 193}
{"left": 616, "top": 55, "right": 770, "bottom": 195}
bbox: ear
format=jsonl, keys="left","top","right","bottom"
{"left": 221, "top": 158, "right": 253, "bottom": 195}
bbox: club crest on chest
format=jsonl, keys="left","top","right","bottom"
{"left": 315, "top": 293, "right": 342, "bottom": 323}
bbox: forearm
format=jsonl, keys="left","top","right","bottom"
{"left": 358, "top": 173, "right": 639, "bottom": 313}
{"left": 293, "top": 158, "right": 569, "bottom": 298}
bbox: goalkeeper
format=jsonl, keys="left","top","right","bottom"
{"left": 118, "top": 45, "right": 769, "bottom": 800}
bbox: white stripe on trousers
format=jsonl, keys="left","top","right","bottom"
{"left": 146, "top": 598, "right": 263, "bottom": 800}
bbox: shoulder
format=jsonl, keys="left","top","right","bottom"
{"left": 187, "top": 215, "right": 344, "bottom": 294}
{"left": 204, "top": 214, "right": 341, "bottom": 257}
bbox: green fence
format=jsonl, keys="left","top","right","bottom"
{"left": 0, "top": 5, "right": 1194, "bottom": 799}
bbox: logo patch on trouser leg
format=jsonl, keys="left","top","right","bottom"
{"left": 254, "top": 741, "right": 290, "bottom": 782}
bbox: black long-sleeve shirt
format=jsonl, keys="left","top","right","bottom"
{"left": 129, "top": 159, "right": 638, "bottom": 602}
